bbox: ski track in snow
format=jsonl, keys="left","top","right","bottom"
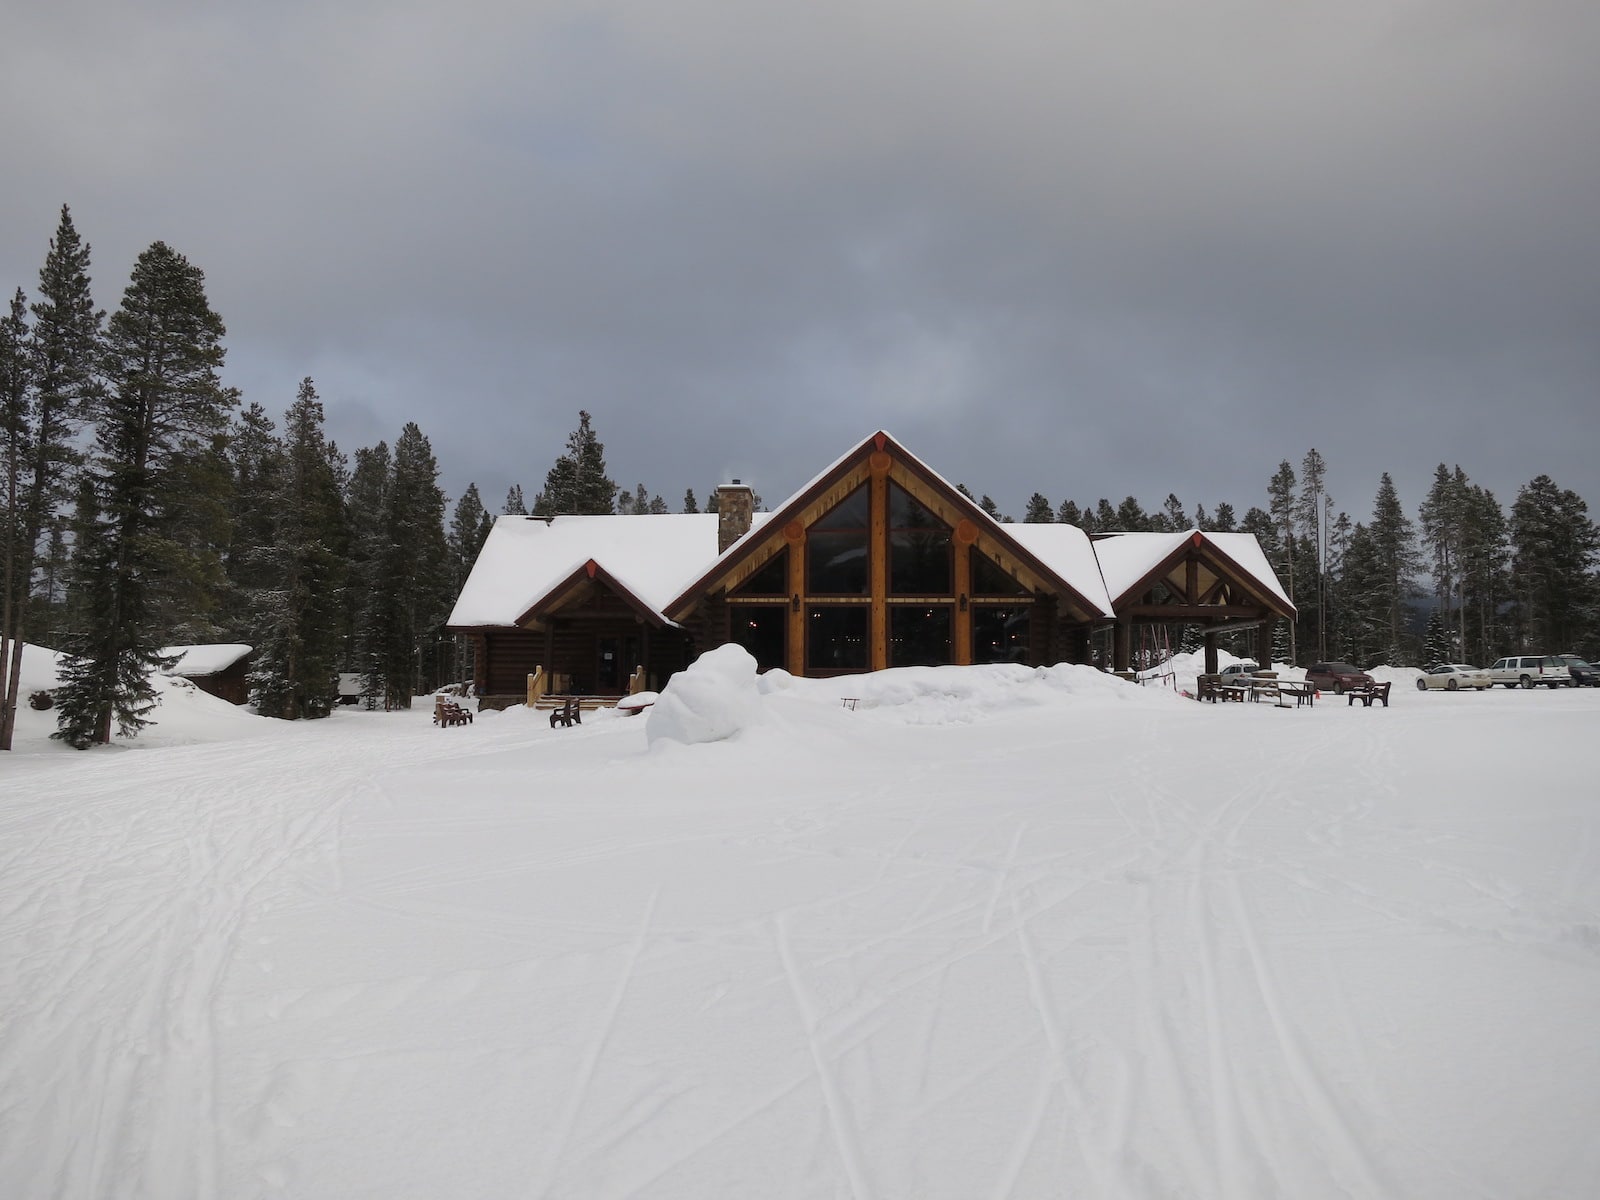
{"left": 5, "top": 688, "right": 1600, "bottom": 1197}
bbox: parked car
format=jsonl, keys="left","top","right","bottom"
{"left": 1218, "top": 660, "right": 1260, "bottom": 684}
{"left": 1305, "top": 662, "right": 1374, "bottom": 693}
{"left": 1486, "top": 655, "right": 1572, "bottom": 688}
{"left": 1556, "top": 655, "right": 1599, "bottom": 686}
{"left": 1416, "top": 663, "right": 1491, "bottom": 691}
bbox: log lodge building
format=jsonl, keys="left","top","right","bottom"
{"left": 447, "top": 432, "right": 1295, "bottom": 706}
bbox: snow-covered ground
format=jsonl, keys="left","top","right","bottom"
{"left": 4, "top": 645, "right": 1599, "bottom": 1198}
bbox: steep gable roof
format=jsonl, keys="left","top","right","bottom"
{"left": 447, "top": 513, "right": 764, "bottom": 629}
{"left": 1093, "top": 530, "right": 1296, "bottom": 617}
{"left": 665, "top": 430, "right": 1114, "bottom": 621}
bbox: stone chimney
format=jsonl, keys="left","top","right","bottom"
{"left": 716, "top": 479, "right": 755, "bottom": 552}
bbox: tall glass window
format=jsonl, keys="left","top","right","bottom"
{"left": 729, "top": 605, "right": 787, "bottom": 671}
{"left": 807, "top": 606, "right": 869, "bottom": 672}
{"left": 890, "top": 605, "right": 952, "bottom": 667}
{"left": 973, "top": 606, "right": 1031, "bottom": 664}
{"left": 807, "top": 487, "right": 870, "bottom": 594}
{"left": 888, "top": 483, "right": 952, "bottom": 595}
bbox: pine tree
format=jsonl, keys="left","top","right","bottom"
{"left": 249, "top": 379, "right": 348, "bottom": 719}
{"left": 1338, "top": 522, "right": 1388, "bottom": 664}
{"left": 1211, "top": 502, "right": 1237, "bottom": 533}
{"left": 342, "top": 441, "right": 390, "bottom": 678}
{"left": 1326, "top": 510, "right": 1354, "bottom": 656}
{"left": 1508, "top": 475, "right": 1598, "bottom": 653}
{"left": 1418, "top": 464, "right": 1468, "bottom": 661}
{"left": 4, "top": 209, "right": 105, "bottom": 749}
{"left": 54, "top": 241, "right": 233, "bottom": 746}
{"left": 1297, "top": 449, "right": 1329, "bottom": 659}
{"left": 533, "top": 410, "right": 616, "bottom": 516}
{"left": 222, "top": 401, "right": 283, "bottom": 635}
{"left": 1422, "top": 609, "right": 1452, "bottom": 665}
{"left": 1, "top": 290, "right": 30, "bottom": 751}
{"left": 446, "top": 481, "right": 492, "bottom": 687}
{"left": 1193, "top": 503, "right": 1210, "bottom": 531}
{"left": 1267, "top": 461, "right": 1299, "bottom": 665}
{"left": 357, "top": 423, "right": 448, "bottom": 708}
{"left": 502, "top": 483, "right": 526, "bottom": 516}
{"left": 682, "top": 488, "right": 699, "bottom": 514}
{"left": 1056, "top": 499, "right": 1081, "bottom": 527}
{"left": 449, "top": 482, "right": 492, "bottom": 589}
{"left": 980, "top": 495, "right": 1009, "bottom": 523}
{"left": 1094, "top": 498, "right": 1118, "bottom": 531}
{"left": 1459, "top": 485, "right": 1508, "bottom": 662}
{"left": 1113, "top": 496, "right": 1147, "bottom": 532}
{"left": 1368, "top": 473, "right": 1422, "bottom": 665}
{"left": 1023, "top": 493, "right": 1054, "bottom": 523}
{"left": 1160, "top": 493, "right": 1190, "bottom": 531}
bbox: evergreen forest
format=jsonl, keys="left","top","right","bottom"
{"left": 3, "top": 209, "right": 1597, "bottom": 748}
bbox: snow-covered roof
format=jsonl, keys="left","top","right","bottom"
{"left": 161, "top": 643, "right": 253, "bottom": 677}
{"left": 1001, "top": 524, "right": 1115, "bottom": 617}
{"left": 448, "top": 513, "right": 761, "bottom": 628}
{"left": 1090, "top": 532, "right": 1193, "bottom": 603}
{"left": 1203, "top": 532, "right": 1295, "bottom": 610}
{"left": 1091, "top": 531, "right": 1294, "bottom": 612}
{"left": 448, "top": 437, "right": 1291, "bottom": 631}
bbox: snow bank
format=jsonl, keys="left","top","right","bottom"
{"left": 645, "top": 643, "right": 762, "bottom": 746}
{"left": 786, "top": 661, "right": 1187, "bottom": 726}
{"left": 3, "top": 642, "right": 274, "bottom": 755}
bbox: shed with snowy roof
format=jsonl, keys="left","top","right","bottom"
{"left": 446, "top": 431, "right": 1295, "bottom": 706}
{"left": 160, "top": 644, "right": 255, "bottom": 706}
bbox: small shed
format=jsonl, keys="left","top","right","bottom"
{"left": 161, "top": 644, "right": 255, "bottom": 705}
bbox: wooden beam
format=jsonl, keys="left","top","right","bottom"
{"left": 869, "top": 466, "right": 888, "bottom": 670}
{"left": 786, "top": 523, "right": 805, "bottom": 675}
{"left": 953, "top": 537, "right": 972, "bottom": 665}
{"left": 1123, "top": 603, "right": 1269, "bottom": 619}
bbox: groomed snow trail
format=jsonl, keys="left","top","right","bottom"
{"left": 5, "top": 688, "right": 1600, "bottom": 1198}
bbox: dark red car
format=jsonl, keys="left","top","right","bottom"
{"left": 1305, "top": 661, "right": 1374, "bottom": 693}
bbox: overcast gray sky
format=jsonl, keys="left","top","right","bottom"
{"left": 5, "top": 0, "right": 1598, "bottom": 526}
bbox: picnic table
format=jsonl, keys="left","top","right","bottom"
{"left": 1275, "top": 680, "right": 1317, "bottom": 707}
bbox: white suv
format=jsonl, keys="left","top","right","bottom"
{"left": 1486, "top": 655, "right": 1572, "bottom": 689}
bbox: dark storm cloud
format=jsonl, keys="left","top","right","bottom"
{"left": 4, "top": 0, "right": 1597, "bottom": 524}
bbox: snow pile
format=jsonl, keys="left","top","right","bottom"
{"left": 3, "top": 642, "right": 274, "bottom": 755}
{"left": 1370, "top": 664, "right": 1426, "bottom": 690}
{"left": 787, "top": 661, "right": 1186, "bottom": 726}
{"left": 645, "top": 643, "right": 763, "bottom": 746}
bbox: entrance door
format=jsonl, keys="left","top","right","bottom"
{"left": 597, "top": 637, "right": 620, "bottom": 692}
{"left": 596, "top": 636, "right": 640, "bottom": 694}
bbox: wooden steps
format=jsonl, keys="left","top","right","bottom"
{"left": 532, "top": 694, "right": 619, "bottom": 713}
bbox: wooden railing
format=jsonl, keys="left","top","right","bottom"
{"left": 627, "top": 665, "right": 647, "bottom": 695}
{"left": 526, "top": 666, "right": 547, "bottom": 707}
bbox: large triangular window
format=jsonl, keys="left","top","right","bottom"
{"left": 971, "top": 550, "right": 1029, "bottom": 597}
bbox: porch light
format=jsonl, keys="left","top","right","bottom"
{"left": 791, "top": 593, "right": 801, "bottom": 613}
{"left": 959, "top": 593, "right": 968, "bottom": 611}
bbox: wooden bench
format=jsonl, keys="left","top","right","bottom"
{"left": 1197, "top": 675, "right": 1222, "bottom": 702}
{"left": 549, "top": 697, "right": 582, "bottom": 728}
{"left": 434, "top": 697, "right": 474, "bottom": 727}
{"left": 1346, "top": 681, "right": 1392, "bottom": 708}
